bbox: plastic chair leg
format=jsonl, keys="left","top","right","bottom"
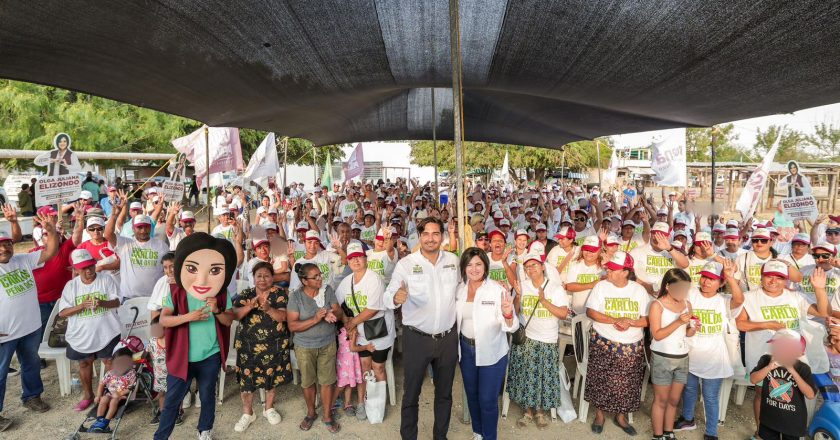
{"left": 218, "top": 369, "right": 226, "bottom": 404}
{"left": 259, "top": 389, "right": 266, "bottom": 404}
{"left": 572, "top": 370, "right": 581, "bottom": 399}
{"left": 386, "top": 356, "right": 396, "bottom": 406}
{"left": 718, "top": 378, "right": 734, "bottom": 423}
{"left": 735, "top": 384, "right": 747, "bottom": 406}
{"left": 56, "top": 357, "right": 71, "bottom": 397}
{"left": 501, "top": 392, "right": 510, "bottom": 419}
{"left": 577, "top": 376, "right": 588, "bottom": 423}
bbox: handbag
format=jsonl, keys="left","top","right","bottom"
{"left": 48, "top": 315, "right": 68, "bottom": 348}
{"left": 511, "top": 280, "right": 547, "bottom": 345}
{"left": 350, "top": 276, "right": 388, "bottom": 341}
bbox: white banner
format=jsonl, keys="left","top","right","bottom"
{"left": 603, "top": 148, "right": 618, "bottom": 186}
{"left": 35, "top": 174, "right": 82, "bottom": 206}
{"left": 161, "top": 180, "right": 185, "bottom": 202}
{"left": 650, "top": 128, "right": 687, "bottom": 187}
{"left": 781, "top": 195, "right": 818, "bottom": 221}
{"left": 241, "top": 133, "right": 280, "bottom": 184}
{"left": 342, "top": 143, "right": 365, "bottom": 181}
{"left": 172, "top": 126, "right": 244, "bottom": 187}
{"left": 736, "top": 133, "right": 781, "bottom": 219}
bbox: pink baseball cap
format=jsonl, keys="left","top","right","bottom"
{"left": 605, "top": 251, "right": 634, "bottom": 271}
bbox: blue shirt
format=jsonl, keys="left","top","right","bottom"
{"left": 100, "top": 198, "right": 113, "bottom": 217}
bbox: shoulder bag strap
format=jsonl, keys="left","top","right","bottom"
{"left": 523, "top": 280, "right": 549, "bottom": 330}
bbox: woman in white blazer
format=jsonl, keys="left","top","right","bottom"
{"left": 456, "top": 247, "right": 518, "bottom": 440}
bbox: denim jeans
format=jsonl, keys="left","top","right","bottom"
{"left": 38, "top": 301, "right": 56, "bottom": 346}
{"left": 0, "top": 329, "right": 45, "bottom": 412}
{"left": 459, "top": 337, "right": 508, "bottom": 440}
{"left": 681, "top": 373, "right": 723, "bottom": 437}
{"left": 153, "top": 353, "right": 220, "bottom": 439}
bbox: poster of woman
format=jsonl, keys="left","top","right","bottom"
{"left": 33, "top": 132, "right": 82, "bottom": 176}
{"left": 778, "top": 160, "right": 811, "bottom": 197}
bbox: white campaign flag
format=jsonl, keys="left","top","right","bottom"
{"left": 241, "top": 133, "right": 279, "bottom": 184}
{"left": 736, "top": 133, "right": 781, "bottom": 220}
{"left": 172, "top": 125, "right": 244, "bottom": 187}
{"left": 501, "top": 150, "right": 509, "bottom": 180}
{"left": 603, "top": 148, "right": 618, "bottom": 186}
{"left": 650, "top": 128, "right": 687, "bottom": 187}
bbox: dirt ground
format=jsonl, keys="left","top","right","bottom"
{"left": 2, "top": 353, "right": 758, "bottom": 440}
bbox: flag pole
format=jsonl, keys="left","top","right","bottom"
{"left": 450, "top": 0, "right": 466, "bottom": 254}
{"left": 204, "top": 126, "right": 211, "bottom": 233}
{"left": 596, "top": 139, "right": 602, "bottom": 187}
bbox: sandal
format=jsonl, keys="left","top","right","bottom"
{"left": 324, "top": 420, "right": 341, "bottom": 434}
{"left": 74, "top": 399, "right": 94, "bottom": 412}
{"left": 516, "top": 413, "right": 533, "bottom": 428}
{"left": 299, "top": 415, "right": 317, "bottom": 431}
{"left": 535, "top": 412, "right": 549, "bottom": 429}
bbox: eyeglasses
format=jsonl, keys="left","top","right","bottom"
{"left": 476, "top": 237, "right": 488, "bottom": 241}
{"left": 813, "top": 253, "right": 833, "bottom": 260}
{"left": 575, "top": 218, "right": 586, "bottom": 222}
{"left": 87, "top": 227, "right": 103, "bottom": 232}
{"left": 827, "top": 230, "right": 840, "bottom": 236}
{"left": 304, "top": 274, "right": 323, "bottom": 280}
{"left": 751, "top": 238, "right": 769, "bottom": 244}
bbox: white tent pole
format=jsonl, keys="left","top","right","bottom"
{"left": 450, "top": 0, "right": 466, "bottom": 252}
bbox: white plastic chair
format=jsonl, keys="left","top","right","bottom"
{"left": 217, "top": 320, "right": 239, "bottom": 404}
{"left": 571, "top": 314, "right": 592, "bottom": 423}
{"left": 290, "top": 349, "right": 300, "bottom": 385}
{"left": 37, "top": 302, "right": 72, "bottom": 396}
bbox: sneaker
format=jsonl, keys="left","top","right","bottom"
{"left": 0, "top": 415, "right": 12, "bottom": 432}
{"left": 182, "top": 392, "right": 192, "bottom": 409}
{"left": 7, "top": 368, "right": 19, "bottom": 377}
{"left": 673, "top": 416, "right": 696, "bottom": 431}
{"left": 233, "top": 413, "right": 256, "bottom": 432}
{"left": 175, "top": 409, "right": 185, "bottom": 426}
{"left": 663, "top": 432, "right": 676, "bottom": 440}
{"left": 23, "top": 396, "right": 50, "bottom": 413}
{"left": 473, "top": 434, "right": 484, "bottom": 440}
{"left": 703, "top": 436, "right": 718, "bottom": 440}
{"left": 150, "top": 412, "right": 161, "bottom": 425}
{"left": 198, "top": 429, "right": 214, "bottom": 440}
{"left": 263, "top": 408, "right": 282, "bottom": 425}
{"left": 356, "top": 404, "right": 366, "bottom": 421}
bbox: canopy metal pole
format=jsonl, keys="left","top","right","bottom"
{"left": 450, "top": 0, "right": 466, "bottom": 252}
{"left": 282, "top": 136, "right": 289, "bottom": 201}
{"left": 432, "top": 89, "right": 439, "bottom": 208}
{"left": 312, "top": 146, "right": 317, "bottom": 183}
{"left": 204, "top": 126, "right": 211, "bottom": 233}
{"left": 596, "top": 139, "right": 602, "bottom": 187}
{"left": 711, "top": 126, "right": 717, "bottom": 215}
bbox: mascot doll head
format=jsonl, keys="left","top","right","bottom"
{"left": 174, "top": 232, "right": 236, "bottom": 301}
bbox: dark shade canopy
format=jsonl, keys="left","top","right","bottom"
{"left": 2, "top": 1, "right": 839, "bottom": 148}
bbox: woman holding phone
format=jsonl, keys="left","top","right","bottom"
{"left": 455, "top": 247, "right": 518, "bottom": 440}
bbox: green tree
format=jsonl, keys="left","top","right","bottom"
{"left": 753, "top": 125, "right": 812, "bottom": 162}
{"left": 805, "top": 122, "right": 840, "bottom": 160}
{"left": 685, "top": 124, "right": 740, "bottom": 162}
{"left": 0, "top": 79, "right": 343, "bottom": 170}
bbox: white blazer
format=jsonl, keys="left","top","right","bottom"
{"left": 456, "top": 279, "right": 519, "bottom": 366}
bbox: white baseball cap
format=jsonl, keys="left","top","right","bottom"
{"left": 605, "top": 251, "right": 634, "bottom": 271}
{"left": 761, "top": 260, "right": 789, "bottom": 279}
{"left": 581, "top": 236, "right": 601, "bottom": 252}
{"left": 133, "top": 215, "right": 152, "bottom": 227}
{"left": 812, "top": 241, "right": 837, "bottom": 256}
{"left": 129, "top": 202, "right": 143, "bottom": 211}
{"left": 694, "top": 232, "right": 712, "bottom": 244}
{"left": 180, "top": 211, "right": 196, "bottom": 222}
{"left": 791, "top": 233, "right": 811, "bottom": 245}
{"left": 86, "top": 217, "right": 105, "bottom": 228}
{"left": 79, "top": 190, "right": 93, "bottom": 200}
{"left": 652, "top": 222, "right": 671, "bottom": 235}
{"left": 296, "top": 221, "right": 309, "bottom": 232}
{"left": 346, "top": 241, "right": 365, "bottom": 259}
{"left": 70, "top": 249, "right": 96, "bottom": 269}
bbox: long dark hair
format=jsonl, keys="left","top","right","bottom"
{"left": 174, "top": 232, "right": 237, "bottom": 293}
{"left": 459, "top": 247, "right": 489, "bottom": 282}
{"left": 657, "top": 268, "right": 691, "bottom": 298}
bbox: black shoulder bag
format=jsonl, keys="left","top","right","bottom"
{"left": 511, "top": 280, "right": 548, "bottom": 345}
{"left": 350, "top": 276, "right": 388, "bottom": 340}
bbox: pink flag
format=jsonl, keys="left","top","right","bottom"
{"left": 343, "top": 143, "right": 365, "bottom": 181}
{"left": 172, "top": 126, "right": 244, "bottom": 187}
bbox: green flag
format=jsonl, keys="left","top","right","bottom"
{"left": 321, "top": 151, "right": 333, "bottom": 188}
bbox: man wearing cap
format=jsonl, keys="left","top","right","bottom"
{"left": 711, "top": 223, "right": 726, "bottom": 252}
{"left": 618, "top": 217, "right": 649, "bottom": 253}
{"left": 211, "top": 207, "right": 235, "bottom": 241}
{"left": 630, "top": 222, "right": 690, "bottom": 295}
{"left": 385, "top": 217, "right": 460, "bottom": 440}
{"left": 0, "top": 209, "right": 59, "bottom": 430}
{"left": 57, "top": 249, "right": 122, "bottom": 413}
{"left": 99, "top": 186, "right": 118, "bottom": 218}
{"left": 105, "top": 192, "right": 170, "bottom": 300}
{"left": 798, "top": 241, "right": 840, "bottom": 308}
{"left": 288, "top": 230, "right": 343, "bottom": 292}
{"left": 338, "top": 190, "right": 359, "bottom": 222}
{"left": 735, "top": 228, "right": 802, "bottom": 292}
{"left": 812, "top": 214, "right": 840, "bottom": 248}
{"left": 120, "top": 201, "right": 159, "bottom": 238}
{"left": 571, "top": 209, "right": 597, "bottom": 246}
{"left": 165, "top": 201, "right": 195, "bottom": 252}
{"left": 718, "top": 227, "right": 746, "bottom": 260}
{"left": 736, "top": 259, "right": 829, "bottom": 433}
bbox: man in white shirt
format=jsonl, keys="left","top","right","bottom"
{"left": 385, "top": 217, "right": 460, "bottom": 440}
{"left": 0, "top": 210, "right": 59, "bottom": 431}
{"left": 105, "top": 194, "right": 170, "bottom": 300}
{"left": 165, "top": 202, "right": 195, "bottom": 252}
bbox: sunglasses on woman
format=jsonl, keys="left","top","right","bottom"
{"left": 87, "top": 227, "right": 104, "bottom": 232}
{"left": 304, "top": 274, "right": 323, "bottom": 280}
{"left": 751, "top": 238, "right": 769, "bottom": 244}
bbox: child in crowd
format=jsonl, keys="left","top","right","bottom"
{"left": 88, "top": 347, "right": 137, "bottom": 433}
{"left": 750, "top": 329, "right": 816, "bottom": 440}
{"left": 147, "top": 317, "right": 183, "bottom": 426}
{"left": 334, "top": 327, "right": 366, "bottom": 420}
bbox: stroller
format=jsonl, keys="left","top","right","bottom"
{"left": 66, "top": 326, "right": 157, "bottom": 439}
{"left": 810, "top": 373, "right": 840, "bottom": 440}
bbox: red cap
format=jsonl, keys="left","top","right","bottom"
{"left": 487, "top": 230, "right": 506, "bottom": 241}
{"left": 605, "top": 251, "right": 634, "bottom": 271}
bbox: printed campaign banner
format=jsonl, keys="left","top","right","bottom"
{"left": 650, "top": 128, "right": 687, "bottom": 187}
{"left": 343, "top": 143, "right": 365, "bottom": 181}
{"left": 35, "top": 174, "right": 82, "bottom": 206}
{"left": 780, "top": 195, "right": 818, "bottom": 221}
{"left": 161, "top": 180, "right": 186, "bottom": 202}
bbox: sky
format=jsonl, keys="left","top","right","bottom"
{"left": 347, "top": 102, "right": 840, "bottom": 180}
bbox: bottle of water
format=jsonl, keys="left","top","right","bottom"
{"left": 71, "top": 375, "right": 81, "bottom": 394}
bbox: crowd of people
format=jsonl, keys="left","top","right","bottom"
{"left": 1, "top": 174, "right": 840, "bottom": 440}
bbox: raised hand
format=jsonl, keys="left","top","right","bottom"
{"left": 394, "top": 281, "right": 409, "bottom": 305}
{"left": 811, "top": 267, "right": 827, "bottom": 290}
{"left": 722, "top": 259, "right": 736, "bottom": 279}
{"left": 2, "top": 204, "right": 18, "bottom": 222}
{"left": 501, "top": 291, "right": 514, "bottom": 316}
{"left": 169, "top": 201, "right": 182, "bottom": 216}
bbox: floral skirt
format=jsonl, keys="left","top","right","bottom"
{"left": 507, "top": 337, "right": 562, "bottom": 410}
{"left": 583, "top": 330, "right": 646, "bottom": 414}
{"left": 235, "top": 336, "right": 293, "bottom": 393}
